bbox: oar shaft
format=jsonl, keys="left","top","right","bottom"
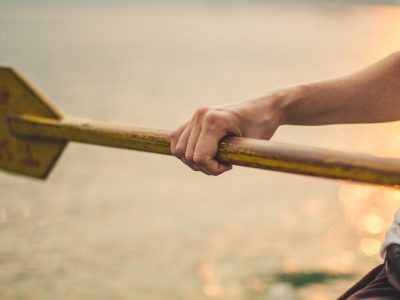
{"left": 11, "top": 114, "right": 172, "bottom": 154}
{"left": 9, "top": 114, "right": 400, "bottom": 186}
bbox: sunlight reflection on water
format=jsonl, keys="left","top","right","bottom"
{"left": 1, "top": 3, "right": 400, "bottom": 300}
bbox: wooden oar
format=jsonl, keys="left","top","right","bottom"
{"left": 1, "top": 66, "right": 400, "bottom": 186}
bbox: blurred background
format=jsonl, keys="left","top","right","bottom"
{"left": 1, "top": 0, "right": 400, "bottom": 299}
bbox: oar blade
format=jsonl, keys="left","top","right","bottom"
{"left": 0, "top": 66, "right": 66, "bottom": 179}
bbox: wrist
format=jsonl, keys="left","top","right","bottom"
{"left": 221, "top": 85, "right": 310, "bottom": 139}
{"left": 267, "top": 84, "right": 310, "bottom": 126}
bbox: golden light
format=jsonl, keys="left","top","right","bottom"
{"left": 357, "top": 212, "right": 385, "bottom": 235}
{"left": 203, "top": 283, "right": 223, "bottom": 299}
{"left": 366, "top": 8, "right": 400, "bottom": 59}
{"left": 359, "top": 238, "right": 381, "bottom": 258}
{"left": 318, "top": 251, "right": 354, "bottom": 273}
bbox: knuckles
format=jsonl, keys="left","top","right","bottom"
{"left": 203, "top": 111, "right": 230, "bottom": 131}
{"left": 203, "top": 111, "right": 219, "bottom": 125}
{"left": 193, "top": 154, "right": 207, "bottom": 165}
{"left": 193, "top": 107, "right": 209, "bottom": 119}
{"left": 192, "top": 107, "right": 232, "bottom": 132}
{"left": 171, "top": 106, "right": 235, "bottom": 172}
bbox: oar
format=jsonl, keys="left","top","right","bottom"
{"left": 1, "top": 66, "right": 400, "bottom": 186}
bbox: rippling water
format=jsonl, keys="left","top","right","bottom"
{"left": 1, "top": 3, "right": 400, "bottom": 299}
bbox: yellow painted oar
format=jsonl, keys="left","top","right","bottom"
{"left": 1, "top": 66, "right": 400, "bottom": 186}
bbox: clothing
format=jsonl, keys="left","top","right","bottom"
{"left": 381, "top": 209, "right": 400, "bottom": 259}
{"left": 338, "top": 211, "right": 400, "bottom": 299}
{"left": 338, "top": 244, "right": 400, "bottom": 300}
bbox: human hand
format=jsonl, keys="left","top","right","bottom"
{"left": 170, "top": 93, "right": 288, "bottom": 175}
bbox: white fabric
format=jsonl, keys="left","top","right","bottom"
{"left": 381, "top": 209, "right": 400, "bottom": 259}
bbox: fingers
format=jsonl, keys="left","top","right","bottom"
{"left": 192, "top": 125, "right": 233, "bottom": 175}
{"left": 170, "top": 108, "right": 238, "bottom": 176}
{"left": 184, "top": 125, "right": 204, "bottom": 172}
{"left": 170, "top": 121, "right": 188, "bottom": 155}
{"left": 185, "top": 125, "right": 201, "bottom": 163}
{"left": 174, "top": 123, "right": 201, "bottom": 172}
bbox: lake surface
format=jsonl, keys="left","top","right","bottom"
{"left": 1, "top": 3, "right": 400, "bottom": 299}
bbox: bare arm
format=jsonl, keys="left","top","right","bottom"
{"left": 285, "top": 52, "right": 400, "bottom": 125}
{"left": 170, "top": 52, "right": 400, "bottom": 175}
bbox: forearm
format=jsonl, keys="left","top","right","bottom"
{"left": 278, "top": 52, "right": 400, "bottom": 126}
{"left": 171, "top": 52, "right": 400, "bottom": 175}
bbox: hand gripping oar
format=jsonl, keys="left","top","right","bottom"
{"left": 1, "top": 66, "right": 400, "bottom": 186}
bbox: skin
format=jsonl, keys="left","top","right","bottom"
{"left": 170, "top": 52, "right": 400, "bottom": 175}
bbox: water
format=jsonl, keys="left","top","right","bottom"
{"left": 1, "top": 3, "right": 400, "bottom": 299}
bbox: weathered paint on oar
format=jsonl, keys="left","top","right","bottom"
{"left": 2, "top": 65, "right": 400, "bottom": 186}
{"left": 10, "top": 114, "right": 172, "bottom": 155}
{"left": 0, "top": 66, "right": 65, "bottom": 178}
{"left": 9, "top": 113, "right": 400, "bottom": 187}
{"left": 217, "top": 138, "right": 400, "bottom": 186}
